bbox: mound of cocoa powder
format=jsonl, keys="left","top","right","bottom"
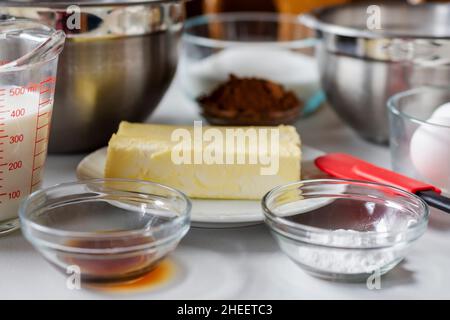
{"left": 197, "top": 74, "right": 302, "bottom": 125}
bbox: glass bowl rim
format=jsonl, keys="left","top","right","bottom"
{"left": 19, "top": 178, "right": 192, "bottom": 243}
{"left": 387, "top": 86, "right": 450, "bottom": 129}
{"left": 183, "top": 12, "right": 318, "bottom": 49}
{"left": 262, "top": 178, "right": 429, "bottom": 247}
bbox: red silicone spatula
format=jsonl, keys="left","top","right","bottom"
{"left": 315, "top": 153, "right": 450, "bottom": 214}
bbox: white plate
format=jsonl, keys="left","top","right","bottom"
{"left": 76, "top": 145, "right": 328, "bottom": 228}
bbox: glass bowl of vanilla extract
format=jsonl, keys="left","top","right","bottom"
{"left": 19, "top": 179, "right": 191, "bottom": 284}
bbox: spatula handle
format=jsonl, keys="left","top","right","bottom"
{"left": 417, "top": 190, "right": 450, "bottom": 214}
{"left": 315, "top": 153, "right": 441, "bottom": 194}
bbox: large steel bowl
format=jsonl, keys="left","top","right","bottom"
{"left": 302, "top": 2, "right": 450, "bottom": 144}
{"left": 0, "top": 0, "right": 185, "bottom": 153}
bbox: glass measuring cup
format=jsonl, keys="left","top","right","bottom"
{"left": 0, "top": 19, "right": 65, "bottom": 235}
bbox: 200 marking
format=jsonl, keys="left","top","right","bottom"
{"left": 8, "top": 161, "right": 22, "bottom": 171}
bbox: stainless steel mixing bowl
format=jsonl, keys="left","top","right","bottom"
{"left": 0, "top": 0, "right": 185, "bottom": 153}
{"left": 301, "top": 2, "right": 450, "bottom": 144}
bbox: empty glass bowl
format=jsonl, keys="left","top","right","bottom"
{"left": 19, "top": 179, "right": 191, "bottom": 283}
{"left": 262, "top": 179, "right": 429, "bottom": 281}
{"left": 388, "top": 87, "right": 450, "bottom": 196}
{"left": 179, "top": 12, "right": 324, "bottom": 124}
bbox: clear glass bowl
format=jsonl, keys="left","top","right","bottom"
{"left": 262, "top": 179, "right": 429, "bottom": 282}
{"left": 388, "top": 87, "right": 450, "bottom": 196}
{"left": 19, "top": 179, "right": 191, "bottom": 283}
{"left": 178, "top": 12, "right": 325, "bottom": 124}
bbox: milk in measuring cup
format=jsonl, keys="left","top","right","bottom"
{"left": 0, "top": 85, "right": 52, "bottom": 221}
{"left": 0, "top": 19, "right": 65, "bottom": 234}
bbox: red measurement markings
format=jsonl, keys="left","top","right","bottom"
{"left": 40, "top": 77, "right": 55, "bottom": 85}
{"left": 34, "top": 148, "right": 47, "bottom": 157}
{"left": 39, "top": 87, "right": 54, "bottom": 95}
{"left": 30, "top": 77, "right": 55, "bottom": 192}
{"left": 0, "top": 87, "right": 6, "bottom": 109}
{"left": 39, "top": 99, "right": 51, "bottom": 106}
{"left": 0, "top": 146, "right": 3, "bottom": 187}
{"left": 32, "top": 165, "right": 43, "bottom": 172}
{"left": 31, "top": 180, "right": 42, "bottom": 188}
{"left": 37, "top": 123, "right": 49, "bottom": 130}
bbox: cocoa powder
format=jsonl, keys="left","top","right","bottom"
{"left": 198, "top": 74, "right": 302, "bottom": 125}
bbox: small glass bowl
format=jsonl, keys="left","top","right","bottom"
{"left": 178, "top": 12, "right": 325, "bottom": 125}
{"left": 19, "top": 179, "right": 191, "bottom": 284}
{"left": 388, "top": 87, "right": 450, "bottom": 195}
{"left": 262, "top": 179, "right": 429, "bottom": 281}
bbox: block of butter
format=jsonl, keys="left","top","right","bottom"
{"left": 105, "top": 122, "right": 301, "bottom": 200}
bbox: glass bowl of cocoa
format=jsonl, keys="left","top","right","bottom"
{"left": 179, "top": 12, "right": 325, "bottom": 125}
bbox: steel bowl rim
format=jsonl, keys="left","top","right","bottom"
{"left": 300, "top": 2, "right": 450, "bottom": 40}
{"left": 0, "top": 0, "right": 185, "bottom": 8}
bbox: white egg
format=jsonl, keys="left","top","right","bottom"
{"left": 430, "top": 102, "right": 450, "bottom": 125}
{"left": 410, "top": 103, "right": 450, "bottom": 191}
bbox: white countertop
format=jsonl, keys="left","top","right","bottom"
{"left": 1, "top": 81, "right": 450, "bottom": 300}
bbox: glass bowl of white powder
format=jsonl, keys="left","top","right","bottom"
{"left": 178, "top": 12, "right": 324, "bottom": 119}
{"left": 262, "top": 179, "right": 429, "bottom": 282}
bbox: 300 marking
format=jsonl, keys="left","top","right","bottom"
{"left": 10, "top": 134, "right": 24, "bottom": 144}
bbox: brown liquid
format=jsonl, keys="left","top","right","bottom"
{"left": 86, "top": 259, "right": 175, "bottom": 293}
{"left": 64, "top": 237, "right": 160, "bottom": 284}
